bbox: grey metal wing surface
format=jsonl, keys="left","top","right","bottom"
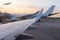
{"left": 0, "top": 9, "right": 43, "bottom": 40}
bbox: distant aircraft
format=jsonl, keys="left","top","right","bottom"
{"left": 3, "top": 2, "right": 11, "bottom": 5}
{"left": 20, "top": 5, "right": 56, "bottom": 19}
{"left": 41, "top": 5, "right": 55, "bottom": 18}
{"left": 0, "top": 9, "right": 43, "bottom": 40}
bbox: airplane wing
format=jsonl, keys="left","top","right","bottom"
{"left": 42, "top": 5, "right": 55, "bottom": 18}
{"left": 0, "top": 9, "right": 42, "bottom": 40}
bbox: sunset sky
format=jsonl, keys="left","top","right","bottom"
{"left": 0, "top": 0, "right": 59, "bottom": 14}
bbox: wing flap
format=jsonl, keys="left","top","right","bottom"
{"left": 16, "top": 33, "right": 34, "bottom": 39}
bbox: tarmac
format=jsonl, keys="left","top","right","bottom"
{"left": 16, "top": 18, "right": 60, "bottom": 40}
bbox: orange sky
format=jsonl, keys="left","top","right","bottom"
{"left": 0, "top": 7, "right": 38, "bottom": 14}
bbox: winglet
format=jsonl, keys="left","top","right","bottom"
{"left": 35, "top": 8, "right": 43, "bottom": 20}
{"left": 26, "top": 9, "right": 43, "bottom": 19}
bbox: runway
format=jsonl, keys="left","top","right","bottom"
{"left": 16, "top": 18, "right": 60, "bottom": 40}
